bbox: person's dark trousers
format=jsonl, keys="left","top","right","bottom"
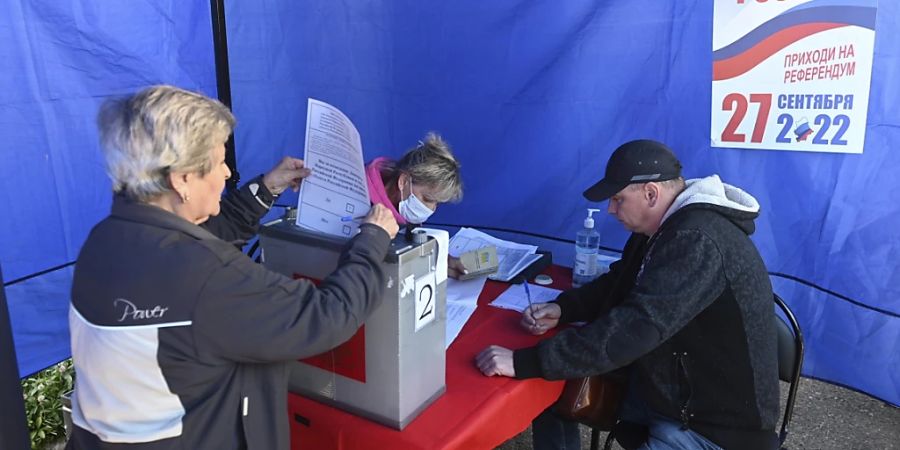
{"left": 532, "top": 406, "right": 581, "bottom": 450}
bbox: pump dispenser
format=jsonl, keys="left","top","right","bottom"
{"left": 573, "top": 208, "right": 601, "bottom": 288}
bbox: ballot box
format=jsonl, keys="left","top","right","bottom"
{"left": 258, "top": 219, "right": 446, "bottom": 430}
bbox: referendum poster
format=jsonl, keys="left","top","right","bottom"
{"left": 711, "top": 0, "right": 877, "bottom": 154}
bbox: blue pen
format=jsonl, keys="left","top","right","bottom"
{"left": 523, "top": 280, "right": 536, "bottom": 320}
{"left": 340, "top": 214, "right": 366, "bottom": 222}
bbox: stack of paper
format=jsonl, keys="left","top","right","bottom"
{"left": 448, "top": 228, "right": 541, "bottom": 282}
{"left": 443, "top": 227, "right": 555, "bottom": 349}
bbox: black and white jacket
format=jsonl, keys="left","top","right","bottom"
{"left": 67, "top": 177, "right": 391, "bottom": 449}
{"left": 514, "top": 175, "right": 780, "bottom": 450}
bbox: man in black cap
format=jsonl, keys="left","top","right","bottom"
{"left": 476, "top": 140, "right": 779, "bottom": 450}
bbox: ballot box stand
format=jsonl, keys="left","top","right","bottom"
{"left": 259, "top": 219, "right": 446, "bottom": 430}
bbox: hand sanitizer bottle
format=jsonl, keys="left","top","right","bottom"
{"left": 573, "top": 208, "right": 601, "bottom": 288}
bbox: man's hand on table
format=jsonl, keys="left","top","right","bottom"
{"left": 476, "top": 302, "right": 565, "bottom": 377}
{"left": 475, "top": 345, "right": 515, "bottom": 377}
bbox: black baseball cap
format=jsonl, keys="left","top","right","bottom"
{"left": 583, "top": 139, "right": 682, "bottom": 201}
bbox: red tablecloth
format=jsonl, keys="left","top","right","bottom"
{"left": 288, "top": 265, "right": 573, "bottom": 450}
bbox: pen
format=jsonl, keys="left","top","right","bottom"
{"left": 523, "top": 280, "right": 536, "bottom": 321}
{"left": 340, "top": 214, "right": 367, "bottom": 222}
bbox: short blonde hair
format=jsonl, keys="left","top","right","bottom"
{"left": 97, "top": 85, "right": 235, "bottom": 202}
{"left": 390, "top": 132, "right": 463, "bottom": 203}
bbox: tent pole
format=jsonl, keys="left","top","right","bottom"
{"left": 210, "top": 0, "right": 240, "bottom": 191}
{"left": 0, "top": 266, "right": 30, "bottom": 449}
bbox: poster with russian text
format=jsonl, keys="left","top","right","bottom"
{"left": 711, "top": 0, "right": 877, "bottom": 154}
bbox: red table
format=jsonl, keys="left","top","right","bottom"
{"left": 288, "top": 265, "right": 572, "bottom": 449}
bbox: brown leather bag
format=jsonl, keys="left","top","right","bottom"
{"left": 553, "top": 374, "right": 626, "bottom": 429}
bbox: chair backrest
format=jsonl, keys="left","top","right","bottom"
{"left": 773, "top": 294, "right": 805, "bottom": 447}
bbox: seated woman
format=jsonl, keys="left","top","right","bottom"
{"left": 365, "top": 132, "right": 467, "bottom": 277}
{"left": 67, "top": 85, "right": 398, "bottom": 450}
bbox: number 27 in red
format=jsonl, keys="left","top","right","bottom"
{"left": 721, "top": 93, "right": 772, "bottom": 143}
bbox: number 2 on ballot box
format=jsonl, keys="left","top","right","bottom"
{"left": 414, "top": 274, "right": 437, "bottom": 332}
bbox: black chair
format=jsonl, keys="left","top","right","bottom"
{"left": 774, "top": 293, "right": 805, "bottom": 448}
{"left": 588, "top": 404, "right": 623, "bottom": 450}
{"left": 591, "top": 294, "right": 805, "bottom": 450}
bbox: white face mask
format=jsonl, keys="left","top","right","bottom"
{"left": 399, "top": 179, "right": 435, "bottom": 224}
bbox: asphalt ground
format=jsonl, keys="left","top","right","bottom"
{"left": 496, "top": 377, "right": 900, "bottom": 450}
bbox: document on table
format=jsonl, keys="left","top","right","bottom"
{"left": 445, "top": 276, "right": 487, "bottom": 349}
{"left": 448, "top": 227, "right": 540, "bottom": 282}
{"left": 490, "top": 283, "right": 562, "bottom": 313}
{"left": 295, "top": 99, "right": 371, "bottom": 237}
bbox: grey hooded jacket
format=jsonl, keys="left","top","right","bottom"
{"left": 514, "top": 175, "right": 779, "bottom": 450}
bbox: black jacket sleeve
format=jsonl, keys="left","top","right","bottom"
{"left": 553, "top": 233, "right": 648, "bottom": 323}
{"left": 553, "top": 258, "right": 626, "bottom": 323}
{"left": 202, "top": 175, "right": 275, "bottom": 245}
{"left": 514, "top": 228, "right": 726, "bottom": 380}
{"left": 190, "top": 223, "right": 391, "bottom": 362}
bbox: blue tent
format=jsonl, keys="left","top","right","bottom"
{"left": 2, "top": 0, "right": 898, "bottom": 410}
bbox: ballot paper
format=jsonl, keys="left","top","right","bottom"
{"left": 489, "top": 283, "right": 562, "bottom": 313}
{"left": 295, "top": 99, "right": 371, "bottom": 237}
{"left": 444, "top": 276, "right": 487, "bottom": 349}
{"left": 448, "top": 227, "right": 540, "bottom": 282}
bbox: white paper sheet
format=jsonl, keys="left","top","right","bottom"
{"left": 416, "top": 228, "right": 449, "bottom": 284}
{"left": 295, "top": 99, "right": 371, "bottom": 237}
{"left": 489, "top": 283, "right": 562, "bottom": 313}
{"left": 445, "top": 302, "right": 478, "bottom": 349}
{"left": 444, "top": 276, "right": 487, "bottom": 349}
{"left": 448, "top": 227, "right": 539, "bottom": 282}
{"left": 446, "top": 276, "right": 487, "bottom": 306}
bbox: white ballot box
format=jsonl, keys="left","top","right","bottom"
{"left": 259, "top": 219, "right": 446, "bottom": 430}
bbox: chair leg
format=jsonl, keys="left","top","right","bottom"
{"left": 590, "top": 427, "right": 616, "bottom": 450}
{"left": 590, "top": 428, "right": 600, "bottom": 450}
{"left": 602, "top": 429, "right": 615, "bottom": 450}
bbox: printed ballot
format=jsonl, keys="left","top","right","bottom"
{"left": 296, "top": 99, "right": 370, "bottom": 236}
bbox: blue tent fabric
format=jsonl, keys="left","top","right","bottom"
{"left": 6, "top": 268, "right": 72, "bottom": 377}
{"left": 224, "top": 0, "right": 899, "bottom": 406}
{"left": 1, "top": 0, "right": 217, "bottom": 376}
{"left": 2, "top": 0, "right": 897, "bottom": 406}
{"left": 772, "top": 277, "right": 900, "bottom": 403}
